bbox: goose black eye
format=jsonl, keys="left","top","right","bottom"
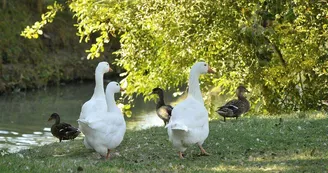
{"left": 204, "top": 64, "right": 207, "bottom": 66}
{"left": 116, "top": 84, "right": 119, "bottom": 86}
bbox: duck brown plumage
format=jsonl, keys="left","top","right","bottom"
{"left": 216, "top": 86, "right": 250, "bottom": 122}
{"left": 151, "top": 88, "right": 173, "bottom": 125}
{"left": 48, "top": 113, "right": 81, "bottom": 142}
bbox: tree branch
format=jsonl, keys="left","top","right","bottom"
{"left": 263, "top": 36, "right": 287, "bottom": 66}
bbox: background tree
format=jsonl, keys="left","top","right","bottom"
{"left": 21, "top": 0, "right": 328, "bottom": 117}
{"left": 37, "top": 0, "right": 44, "bottom": 13}
{"left": 2, "top": 0, "right": 6, "bottom": 9}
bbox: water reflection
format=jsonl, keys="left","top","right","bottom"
{"left": 0, "top": 82, "right": 176, "bottom": 153}
{"left": 0, "top": 130, "right": 56, "bottom": 153}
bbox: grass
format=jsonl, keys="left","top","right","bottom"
{"left": 1, "top": 112, "right": 328, "bottom": 173}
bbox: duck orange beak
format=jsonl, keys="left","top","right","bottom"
{"left": 207, "top": 66, "right": 215, "bottom": 73}
{"left": 108, "top": 68, "right": 113, "bottom": 72}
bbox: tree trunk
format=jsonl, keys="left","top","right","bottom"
{"left": 2, "top": 0, "right": 6, "bottom": 9}
{"left": 37, "top": 0, "right": 43, "bottom": 13}
{"left": 263, "top": 36, "right": 287, "bottom": 67}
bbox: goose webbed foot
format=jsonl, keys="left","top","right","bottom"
{"left": 198, "top": 144, "right": 210, "bottom": 156}
{"left": 178, "top": 151, "right": 186, "bottom": 159}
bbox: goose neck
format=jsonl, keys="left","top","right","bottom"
{"left": 106, "top": 92, "right": 118, "bottom": 112}
{"left": 92, "top": 71, "right": 105, "bottom": 99}
{"left": 187, "top": 69, "right": 203, "bottom": 104}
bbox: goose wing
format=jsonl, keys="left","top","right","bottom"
{"left": 168, "top": 98, "right": 208, "bottom": 130}
{"left": 80, "top": 112, "right": 124, "bottom": 135}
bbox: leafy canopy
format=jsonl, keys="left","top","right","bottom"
{"left": 22, "top": 0, "right": 328, "bottom": 117}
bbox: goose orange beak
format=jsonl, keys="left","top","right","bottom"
{"left": 48, "top": 117, "right": 52, "bottom": 121}
{"left": 120, "top": 88, "right": 125, "bottom": 92}
{"left": 207, "top": 67, "right": 215, "bottom": 73}
{"left": 108, "top": 68, "right": 113, "bottom": 72}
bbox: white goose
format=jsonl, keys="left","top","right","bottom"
{"left": 166, "top": 61, "right": 214, "bottom": 159}
{"left": 79, "top": 62, "right": 112, "bottom": 119}
{"left": 78, "top": 82, "right": 126, "bottom": 159}
{"left": 79, "top": 62, "right": 112, "bottom": 149}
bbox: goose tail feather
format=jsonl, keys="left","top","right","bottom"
{"left": 77, "top": 119, "right": 89, "bottom": 126}
{"left": 77, "top": 119, "right": 92, "bottom": 135}
{"left": 166, "top": 123, "right": 188, "bottom": 132}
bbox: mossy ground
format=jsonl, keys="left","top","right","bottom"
{"left": 1, "top": 112, "right": 328, "bottom": 172}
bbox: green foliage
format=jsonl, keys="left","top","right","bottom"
{"left": 0, "top": 0, "right": 116, "bottom": 93}
{"left": 22, "top": 0, "right": 328, "bottom": 115}
{"left": 1, "top": 113, "right": 328, "bottom": 172}
{"left": 21, "top": 1, "right": 64, "bottom": 39}
{"left": 69, "top": 0, "right": 119, "bottom": 59}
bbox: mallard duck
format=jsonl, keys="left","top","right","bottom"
{"left": 78, "top": 82, "right": 126, "bottom": 159}
{"left": 79, "top": 62, "right": 112, "bottom": 149}
{"left": 48, "top": 113, "right": 81, "bottom": 142}
{"left": 166, "top": 62, "right": 215, "bottom": 159}
{"left": 151, "top": 88, "right": 173, "bottom": 126}
{"left": 216, "top": 85, "right": 250, "bottom": 122}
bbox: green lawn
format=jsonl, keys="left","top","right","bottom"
{"left": 1, "top": 112, "right": 328, "bottom": 173}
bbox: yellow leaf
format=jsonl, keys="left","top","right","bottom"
{"left": 32, "top": 33, "right": 39, "bottom": 39}
{"left": 125, "top": 110, "right": 132, "bottom": 118}
{"left": 37, "top": 30, "right": 43, "bottom": 35}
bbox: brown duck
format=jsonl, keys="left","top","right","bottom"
{"left": 48, "top": 113, "right": 81, "bottom": 142}
{"left": 216, "top": 86, "right": 250, "bottom": 122}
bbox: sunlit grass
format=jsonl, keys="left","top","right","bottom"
{"left": 1, "top": 111, "right": 328, "bottom": 172}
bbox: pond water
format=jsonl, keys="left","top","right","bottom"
{"left": 0, "top": 81, "right": 177, "bottom": 153}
